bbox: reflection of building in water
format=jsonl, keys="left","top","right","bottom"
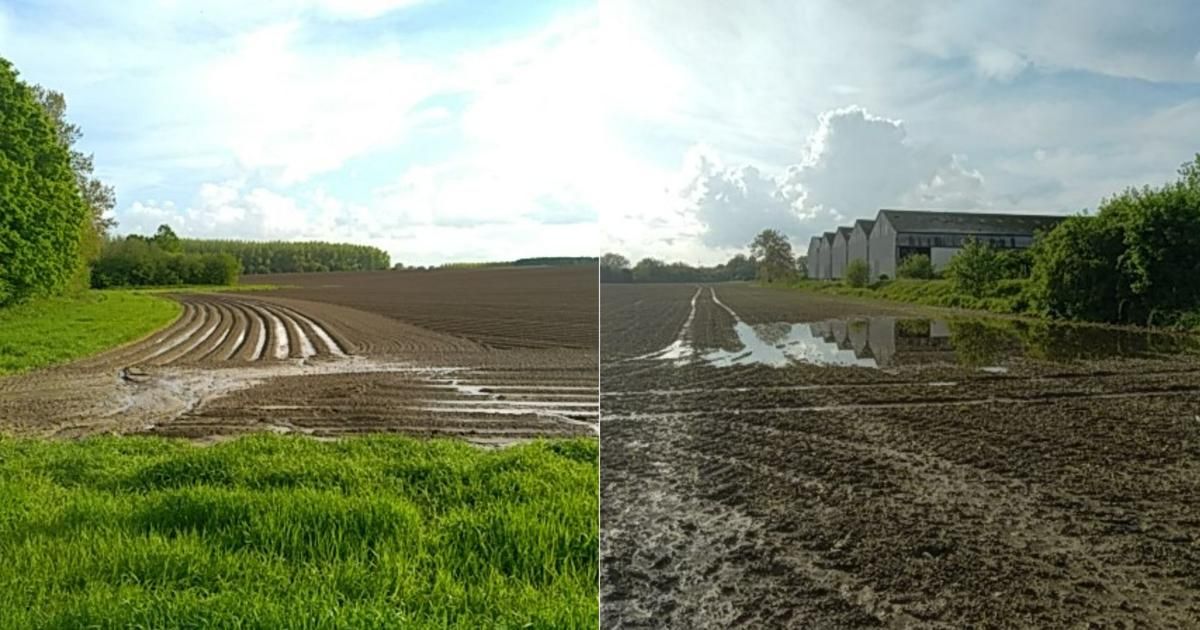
{"left": 815, "top": 317, "right": 957, "bottom": 367}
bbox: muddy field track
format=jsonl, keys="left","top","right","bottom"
{"left": 146, "top": 365, "right": 598, "bottom": 443}
{"left": 602, "top": 283, "right": 1200, "bottom": 628}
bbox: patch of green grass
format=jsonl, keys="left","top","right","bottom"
{"left": 784, "top": 278, "right": 1034, "bottom": 316}
{"left": 0, "top": 435, "right": 599, "bottom": 629}
{"left": 0, "top": 291, "right": 181, "bottom": 375}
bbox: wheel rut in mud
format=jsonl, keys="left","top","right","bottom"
{"left": 602, "top": 282, "right": 1200, "bottom": 628}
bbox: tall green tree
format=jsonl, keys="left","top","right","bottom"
{"left": 749, "top": 229, "right": 795, "bottom": 283}
{"left": 0, "top": 58, "right": 92, "bottom": 305}
{"left": 29, "top": 85, "right": 117, "bottom": 239}
{"left": 601, "top": 252, "right": 632, "bottom": 283}
{"left": 601, "top": 253, "right": 629, "bottom": 270}
{"left": 152, "top": 224, "right": 182, "bottom": 253}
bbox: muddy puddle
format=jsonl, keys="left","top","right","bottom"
{"left": 647, "top": 289, "right": 1200, "bottom": 369}
{"left": 804, "top": 316, "right": 1200, "bottom": 368}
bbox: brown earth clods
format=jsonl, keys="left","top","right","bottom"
{"left": 602, "top": 283, "right": 1200, "bottom": 629}
{"left": 0, "top": 267, "right": 597, "bottom": 444}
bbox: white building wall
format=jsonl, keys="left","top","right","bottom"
{"left": 830, "top": 234, "right": 849, "bottom": 279}
{"left": 806, "top": 239, "right": 822, "bottom": 279}
{"left": 868, "top": 217, "right": 897, "bottom": 280}
{"left": 847, "top": 227, "right": 870, "bottom": 275}
{"left": 821, "top": 239, "right": 834, "bottom": 279}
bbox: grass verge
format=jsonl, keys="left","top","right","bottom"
{"left": 0, "top": 291, "right": 181, "bottom": 375}
{"left": 782, "top": 278, "right": 1034, "bottom": 316}
{"left": 0, "top": 434, "right": 599, "bottom": 629}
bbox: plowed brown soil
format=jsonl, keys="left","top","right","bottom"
{"left": 602, "top": 283, "right": 1200, "bottom": 628}
{"left": 0, "top": 268, "right": 597, "bottom": 444}
{"left": 247, "top": 265, "right": 597, "bottom": 350}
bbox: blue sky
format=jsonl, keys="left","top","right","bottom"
{"left": 3, "top": 1, "right": 1200, "bottom": 265}
{"left": 0, "top": 0, "right": 597, "bottom": 265}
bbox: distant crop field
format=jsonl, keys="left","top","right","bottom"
{"left": 0, "top": 434, "right": 599, "bottom": 628}
{"left": 246, "top": 266, "right": 598, "bottom": 350}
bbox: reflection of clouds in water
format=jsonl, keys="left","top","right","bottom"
{"left": 701, "top": 322, "right": 877, "bottom": 368}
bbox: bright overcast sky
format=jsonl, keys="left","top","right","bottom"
{"left": 0, "top": 0, "right": 601, "bottom": 265}
{"left": 3, "top": 1, "right": 1200, "bottom": 265}
{"left": 600, "top": 0, "right": 1200, "bottom": 265}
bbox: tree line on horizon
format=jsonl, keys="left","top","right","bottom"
{"left": 600, "top": 252, "right": 760, "bottom": 284}
{"left": 179, "top": 239, "right": 391, "bottom": 275}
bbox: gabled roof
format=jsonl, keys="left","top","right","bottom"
{"left": 822, "top": 231, "right": 836, "bottom": 244}
{"left": 853, "top": 219, "right": 875, "bottom": 235}
{"left": 877, "top": 209, "right": 1064, "bottom": 235}
{"left": 835, "top": 226, "right": 853, "bottom": 240}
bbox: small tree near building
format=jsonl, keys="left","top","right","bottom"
{"left": 945, "top": 237, "right": 1003, "bottom": 298}
{"left": 795, "top": 255, "right": 809, "bottom": 279}
{"left": 749, "top": 229, "right": 795, "bottom": 283}
{"left": 845, "top": 259, "right": 870, "bottom": 288}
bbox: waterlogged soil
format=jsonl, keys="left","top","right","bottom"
{"left": 0, "top": 269, "right": 597, "bottom": 444}
{"left": 601, "top": 283, "right": 1200, "bottom": 628}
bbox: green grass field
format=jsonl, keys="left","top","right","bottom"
{"left": 783, "top": 278, "right": 1033, "bottom": 315}
{"left": 0, "top": 435, "right": 599, "bottom": 629}
{"left": 0, "top": 291, "right": 181, "bottom": 375}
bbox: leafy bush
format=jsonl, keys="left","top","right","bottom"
{"left": 1029, "top": 215, "right": 1124, "bottom": 321}
{"left": 897, "top": 254, "right": 935, "bottom": 279}
{"left": 996, "top": 248, "right": 1033, "bottom": 279}
{"left": 845, "top": 258, "right": 870, "bottom": 288}
{"left": 1031, "top": 154, "right": 1200, "bottom": 324}
{"left": 945, "top": 238, "right": 1003, "bottom": 298}
{"left": 0, "top": 58, "right": 92, "bottom": 306}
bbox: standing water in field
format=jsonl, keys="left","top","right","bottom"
{"left": 701, "top": 322, "right": 878, "bottom": 368}
{"left": 634, "top": 287, "right": 1200, "bottom": 369}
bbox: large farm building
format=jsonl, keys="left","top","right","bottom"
{"left": 807, "top": 209, "right": 1065, "bottom": 281}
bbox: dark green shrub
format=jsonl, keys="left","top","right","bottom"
{"left": 897, "top": 254, "right": 935, "bottom": 280}
{"left": 91, "top": 232, "right": 240, "bottom": 288}
{"left": 845, "top": 259, "right": 870, "bottom": 288}
{"left": 945, "top": 238, "right": 1003, "bottom": 298}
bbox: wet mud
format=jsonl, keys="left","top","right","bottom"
{"left": 0, "top": 269, "right": 597, "bottom": 444}
{"left": 602, "top": 283, "right": 1200, "bottom": 628}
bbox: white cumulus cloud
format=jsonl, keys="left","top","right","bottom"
{"left": 665, "top": 106, "right": 986, "bottom": 256}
